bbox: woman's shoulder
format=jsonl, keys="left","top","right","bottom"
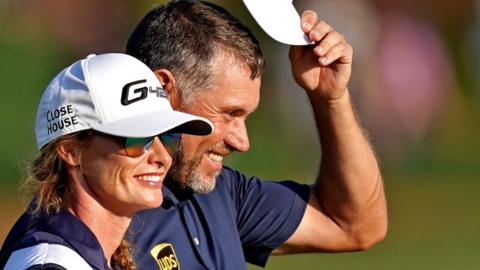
{"left": 4, "top": 242, "right": 92, "bottom": 270}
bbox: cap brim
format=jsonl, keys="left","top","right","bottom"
{"left": 92, "top": 110, "right": 213, "bottom": 138}
{"left": 243, "top": 0, "right": 314, "bottom": 45}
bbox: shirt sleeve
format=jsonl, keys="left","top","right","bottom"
{"left": 222, "top": 167, "right": 310, "bottom": 266}
{"left": 4, "top": 243, "right": 92, "bottom": 270}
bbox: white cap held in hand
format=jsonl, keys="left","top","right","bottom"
{"left": 243, "top": 0, "right": 314, "bottom": 45}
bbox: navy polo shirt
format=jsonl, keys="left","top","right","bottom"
{"left": 0, "top": 205, "right": 110, "bottom": 269}
{"left": 130, "top": 166, "right": 310, "bottom": 270}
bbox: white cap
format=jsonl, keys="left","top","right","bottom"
{"left": 243, "top": 0, "right": 314, "bottom": 45}
{"left": 35, "top": 53, "right": 213, "bottom": 149}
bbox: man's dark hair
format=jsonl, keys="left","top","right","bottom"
{"left": 126, "top": 0, "right": 265, "bottom": 103}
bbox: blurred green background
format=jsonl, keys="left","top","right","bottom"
{"left": 1, "top": 0, "right": 479, "bottom": 269}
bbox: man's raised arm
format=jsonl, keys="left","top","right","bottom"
{"left": 275, "top": 10, "right": 387, "bottom": 254}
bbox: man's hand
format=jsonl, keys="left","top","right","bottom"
{"left": 289, "top": 10, "right": 352, "bottom": 101}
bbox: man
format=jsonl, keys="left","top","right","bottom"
{"left": 126, "top": 1, "right": 387, "bottom": 269}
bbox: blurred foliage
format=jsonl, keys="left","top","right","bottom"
{"left": 0, "top": 35, "right": 58, "bottom": 186}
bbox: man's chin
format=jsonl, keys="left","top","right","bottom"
{"left": 187, "top": 170, "right": 220, "bottom": 194}
{"left": 167, "top": 148, "right": 223, "bottom": 194}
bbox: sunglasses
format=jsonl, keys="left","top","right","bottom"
{"left": 123, "top": 132, "right": 181, "bottom": 158}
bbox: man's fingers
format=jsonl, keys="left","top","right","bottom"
{"left": 301, "top": 10, "right": 318, "bottom": 32}
{"left": 298, "top": 13, "right": 353, "bottom": 67}
{"left": 308, "top": 20, "right": 334, "bottom": 43}
{"left": 313, "top": 31, "right": 344, "bottom": 57}
{"left": 318, "top": 42, "right": 353, "bottom": 66}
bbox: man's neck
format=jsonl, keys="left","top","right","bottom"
{"left": 164, "top": 176, "right": 195, "bottom": 199}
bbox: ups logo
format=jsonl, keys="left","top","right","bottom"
{"left": 150, "top": 243, "right": 180, "bottom": 270}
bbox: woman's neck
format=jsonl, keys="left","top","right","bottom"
{"left": 65, "top": 180, "right": 133, "bottom": 268}
{"left": 68, "top": 201, "right": 131, "bottom": 267}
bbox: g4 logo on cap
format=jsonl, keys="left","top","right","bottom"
{"left": 121, "top": 79, "right": 168, "bottom": 106}
{"left": 150, "top": 243, "right": 180, "bottom": 270}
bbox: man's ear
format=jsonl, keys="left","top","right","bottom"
{"left": 154, "top": 69, "right": 182, "bottom": 109}
{"left": 56, "top": 143, "right": 81, "bottom": 167}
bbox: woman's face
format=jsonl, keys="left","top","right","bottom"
{"left": 77, "top": 133, "right": 172, "bottom": 216}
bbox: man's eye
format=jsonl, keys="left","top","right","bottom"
{"left": 226, "top": 110, "right": 242, "bottom": 117}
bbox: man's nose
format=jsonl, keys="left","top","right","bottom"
{"left": 224, "top": 119, "right": 250, "bottom": 153}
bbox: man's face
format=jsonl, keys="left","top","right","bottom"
{"left": 167, "top": 60, "right": 261, "bottom": 194}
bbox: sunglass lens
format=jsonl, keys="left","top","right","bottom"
{"left": 123, "top": 133, "right": 180, "bottom": 157}
{"left": 124, "top": 137, "right": 153, "bottom": 157}
{"left": 159, "top": 133, "right": 181, "bottom": 155}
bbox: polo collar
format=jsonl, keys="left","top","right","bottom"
{"left": 161, "top": 184, "right": 196, "bottom": 209}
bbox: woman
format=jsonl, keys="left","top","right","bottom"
{"left": 0, "top": 53, "right": 213, "bottom": 269}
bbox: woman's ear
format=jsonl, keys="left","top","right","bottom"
{"left": 154, "top": 69, "right": 182, "bottom": 109}
{"left": 56, "top": 143, "right": 81, "bottom": 167}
